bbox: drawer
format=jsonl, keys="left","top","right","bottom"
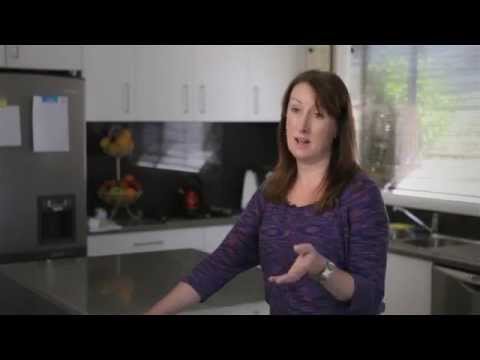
{"left": 88, "top": 228, "right": 204, "bottom": 257}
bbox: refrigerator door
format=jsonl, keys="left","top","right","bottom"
{"left": 0, "top": 70, "right": 86, "bottom": 263}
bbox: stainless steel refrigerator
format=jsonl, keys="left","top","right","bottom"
{"left": 0, "top": 70, "right": 86, "bottom": 264}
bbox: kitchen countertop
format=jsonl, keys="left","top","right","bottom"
{"left": 389, "top": 237, "right": 480, "bottom": 273}
{"left": 0, "top": 249, "right": 266, "bottom": 315}
{"left": 89, "top": 215, "right": 480, "bottom": 274}
{"left": 2, "top": 233, "right": 479, "bottom": 314}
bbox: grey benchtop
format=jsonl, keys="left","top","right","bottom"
{"left": 87, "top": 214, "right": 480, "bottom": 274}
{"left": 88, "top": 216, "right": 239, "bottom": 236}
{"left": 389, "top": 238, "right": 480, "bottom": 273}
{"left": 0, "top": 249, "right": 265, "bottom": 315}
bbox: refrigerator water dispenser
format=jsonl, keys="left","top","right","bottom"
{"left": 38, "top": 195, "right": 76, "bottom": 245}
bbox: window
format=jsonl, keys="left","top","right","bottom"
{"left": 350, "top": 45, "right": 480, "bottom": 214}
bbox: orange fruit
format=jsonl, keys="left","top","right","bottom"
{"left": 125, "top": 188, "right": 137, "bottom": 202}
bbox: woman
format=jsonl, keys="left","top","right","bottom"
{"left": 146, "top": 70, "right": 389, "bottom": 315}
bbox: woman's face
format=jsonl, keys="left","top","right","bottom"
{"left": 286, "top": 82, "right": 338, "bottom": 164}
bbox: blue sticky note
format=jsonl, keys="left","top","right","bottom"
{"left": 42, "top": 96, "right": 59, "bottom": 103}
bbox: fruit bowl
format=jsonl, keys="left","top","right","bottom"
{"left": 98, "top": 187, "right": 143, "bottom": 207}
{"left": 98, "top": 175, "right": 143, "bottom": 207}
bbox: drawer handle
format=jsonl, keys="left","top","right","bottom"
{"left": 133, "top": 240, "right": 165, "bottom": 247}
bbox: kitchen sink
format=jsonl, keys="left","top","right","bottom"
{"left": 403, "top": 237, "right": 468, "bottom": 248}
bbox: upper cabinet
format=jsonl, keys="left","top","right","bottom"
{"left": 135, "top": 45, "right": 193, "bottom": 122}
{"left": 3, "top": 45, "right": 83, "bottom": 71}
{"left": 305, "top": 45, "right": 332, "bottom": 72}
{"left": 192, "top": 45, "right": 249, "bottom": 122}
{"left": 246, "top": 46, "right": 306, "bottom": 122}
{"left": 84, "top": 45, "right": 308, "bottom": 123}
{"left": 0, "top": 46, "right": 5, "bottom": 67}
{"left": 83, "top": 45, "right": 136, "bottom": 122}
{"left": 136, "top": 45, "right": 249, "bottom": 122}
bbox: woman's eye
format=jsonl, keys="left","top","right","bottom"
{"left": 290, "top": 107, "right": 300, "bottom": 113}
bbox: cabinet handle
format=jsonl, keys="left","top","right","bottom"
{"left": 133, "top": 240, "right": 165, "bottom": 248}
{"left": 253, "top": 86, "right": 260, "bottom": 115}
{"left": 183, "top": 84, "right": 189, "bottom": 114}
{"left": 123, "top": 82, "right": 131, "bottom": 114}
{"left": 199, "top": 84, "right": 206, "bottom": 114}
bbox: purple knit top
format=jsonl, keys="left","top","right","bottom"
{"left": 183, "top": 171, "right": 389, "bottom": 315}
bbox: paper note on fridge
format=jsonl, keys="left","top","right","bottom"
{"left": 33, "top": 95, "right": 70, "bottom": 152}
{"left": 0, "top": 106, "right": 22, "bottom": 147}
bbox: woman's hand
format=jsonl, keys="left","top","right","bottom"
{"left": 268, "top": 243, "right": 327, "bottom": 284}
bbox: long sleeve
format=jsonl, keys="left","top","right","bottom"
{"left": 182, "top": 190, "right": 264, "bottom": 302}
{"left": 343, "top": 176, "right": 389, "bottom": 314}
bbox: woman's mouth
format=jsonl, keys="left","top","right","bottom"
{"left": 294, "top": 137, "right": 311, "bottom": 145}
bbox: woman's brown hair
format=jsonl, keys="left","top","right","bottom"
{"left": 263, "top": 70, "right": 361, "bottom": 212}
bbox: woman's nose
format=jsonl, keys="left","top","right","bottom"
{"left": 299, "top": 115, "right": 310, "bottom": 133}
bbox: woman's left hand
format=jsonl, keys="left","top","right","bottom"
{"left": 268, "top": 243, "right": 327, "bottom": 284}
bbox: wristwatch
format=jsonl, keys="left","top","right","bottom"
{"left": 318, "top": 260, "right": 337, "bottom": 281}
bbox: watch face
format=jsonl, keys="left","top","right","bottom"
{"left": 323, "top": 262, "right": 336, "bottom": 278}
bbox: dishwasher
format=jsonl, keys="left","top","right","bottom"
{"left": 432, "top": 265, "right": 480, "bottom": 314}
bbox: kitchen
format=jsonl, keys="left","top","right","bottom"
{"left": 0, "top": 45, "right": 479, "bottom": 315}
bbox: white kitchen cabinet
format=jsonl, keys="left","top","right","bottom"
{"left": 192, "top": 45, "right": 249, "bottom": 122}
{"left": 88, "top": 224, "right": 234, "bottom": 257}
{"left": 4, "top": 45, "right": 82, "bottom": 71}
{"left": 83, "top": 45, "right": 306, "bottom": 123}
{"left": 135, "top": 45, "right": 193, "bottom": 122}
{"left": 246, "top": 45, "right": 306, "bottom": 122}
{"left": 383, "top": 252, "right": 432, "bottom": 315}
{"left": 204, "top": 225, "right": 233, "bottom": 253}
{"left": 136, "top": 45, "right": 248, "bottom": 122}
{"left": 305, "top": 45, "right": 332, "bottom": 71}
{"left": 87, "top": 228, "right": 205, "bottom": 257}
{"left": 0, "top": 46, "right": 5, "bottom": 67}
{"left": 84, "top": 45, "right": 136, "bottom": 122}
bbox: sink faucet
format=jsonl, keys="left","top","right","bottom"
{"left": 392, "top": 206, "right": 438, "bottom": 234}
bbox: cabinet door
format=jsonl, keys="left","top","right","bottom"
{"left": 247, "top": 46, "right": 306, "bottom": 122}
{"left": 0, "top": 46, "right": 5, "bottom": 67}
{"left": 193, "top": 45, "right": 248, "bottom": 122}
{"left": 84, "top": 45, "right": 135, "bottom": 122}
{"left": 305, "top": 45, "right": 332, "bottom": 71}
{"left": 384, "top": 253, "right": 432, "bottom": 315}
{"left": 135, "top": 45, "right": 194, "bottom": 122}
{"left": 4, "top": 45, "right": 82, "bottom": 71}
{"left": 204, "top": 225, "right": 233, "bottom": 253}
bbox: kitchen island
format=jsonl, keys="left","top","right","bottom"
{"left": 0, "top": 249, "right": 268, "bottom": 315}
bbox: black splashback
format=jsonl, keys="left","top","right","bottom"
{"left": 86, "top": 122, "right": 278, "bottom": 220}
